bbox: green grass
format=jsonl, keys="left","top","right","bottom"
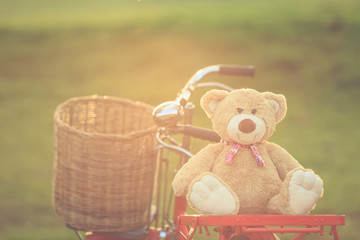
{"left": 0, "top": 0, "right": 359, "bottom": 239}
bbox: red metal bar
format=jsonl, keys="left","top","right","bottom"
{"left": 293, "top": 233, "right": 308, "bottom": 240}
{"left": 174, "top": 197, "right": 188, "bottom": 240}
{"left": 198, "top": 225, "right": 203, "bottom": 234}
{"left": 203, "top": 226, "right": 210, "bottom": 236}
{"left": 186, "top": 218, "right": 198, "bottom": 240}
{"left": 179, "top": 230, "right": 187, "bottom": 240}
{"left": 330, "top": 226, "right": 340, "bottom": 240}
{"left": 178, "top": 215, "right": 345, "bottom": 240}
{"left": 241, "top": 225, "right": 321, "bottom": 234}
{"left": 179, "top": 214, "right": 345, "bottom": 227}
{"left": 174, "top": 197, "right": 187, "bottom": 224}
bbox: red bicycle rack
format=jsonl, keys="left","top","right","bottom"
{"left": 177, "top": 214, "right": 345, "bottom": 240}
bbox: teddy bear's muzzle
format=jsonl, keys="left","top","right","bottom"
{"left": 238, "top": 119, "right": 256, "bottom": 133}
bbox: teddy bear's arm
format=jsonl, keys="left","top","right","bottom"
{"left": 266, "top": 142, "right": 303, "bottom": 181}
{"left": 172, "top": 143, "right": 223, "bottom": 196}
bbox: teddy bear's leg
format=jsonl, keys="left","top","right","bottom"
{"left": 267, "top": 168, "right": 323, "bottom": 215}
{"left": 187, "top": 172, "right": 240, "bottom": 215}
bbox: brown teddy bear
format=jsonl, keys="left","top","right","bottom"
{"left": 172, "top": 88, "right": 323, "bottom": 215}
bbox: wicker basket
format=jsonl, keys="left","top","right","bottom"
{"left": 53, "top": 95, "right": 158, "bottom": 232}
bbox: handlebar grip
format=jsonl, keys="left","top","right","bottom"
{"left": 219, "top": 65, "right": 255, "bottom": 77}
{"left": 181, "top": 125, "right": 220, "bottom": 143}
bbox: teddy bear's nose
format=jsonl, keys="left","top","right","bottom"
{"left": 238, "top": 119, "right": 256, "bottom": 133}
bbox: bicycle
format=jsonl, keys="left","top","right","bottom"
{"left": 59, "top": 65, "right": 345, "bottom": 240}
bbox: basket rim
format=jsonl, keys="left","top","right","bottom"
{"left": 54, "top": 95, "right": 158, "bottom": 140}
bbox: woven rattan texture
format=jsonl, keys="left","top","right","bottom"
{"left": 53, "top": 96, "right": 158, "bottom": 232}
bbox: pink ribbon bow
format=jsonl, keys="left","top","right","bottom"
{"left": 221, "top": 139, "right": 265, "bottom": 167}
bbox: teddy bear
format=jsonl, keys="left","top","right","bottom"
{"left": 172, "top": 88, "right": 323, "bottom": 215}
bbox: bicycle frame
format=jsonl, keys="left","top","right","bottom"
{"left": 74, "top": 65, "right": 345, "bottom": 240}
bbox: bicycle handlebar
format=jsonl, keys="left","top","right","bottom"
{"left": 156, "top": 125, "right": 219, "bottom": 158}
{"left": 153, "top": 65, "right": 254, "bottom": 127}
{"left": 218, "top": 65, "right": 255, "bottom": 77}
{"left": 172, "top": 125, "right": 220, "bottom": 143}
{"left": 176, "top": 65, "right": 254, "bottom": 107}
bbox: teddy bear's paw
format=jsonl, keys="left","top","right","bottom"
{"left": 188, "top": 174, "right": 239, "bottom": 215}
{"left": 288, "top": 170, "right": 323, "bottom": 215}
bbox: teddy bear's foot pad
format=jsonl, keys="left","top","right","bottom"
{"left": 289, "top": 170, "right": 323, "bottom": 214}
{"left": 188, "top": 174, "right": 239, "bottom": 215}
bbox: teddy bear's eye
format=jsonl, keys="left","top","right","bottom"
{"left": 237, "top": 108, "right": 243, "bottom": 113}
{"left": 251, "top": 109, "right": 257, "bottom": 114}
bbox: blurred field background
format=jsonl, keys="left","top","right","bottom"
{"left": 0, "top": 0, "right": 359, "bottom": 239}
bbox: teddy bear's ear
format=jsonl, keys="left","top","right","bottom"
{"left": 263, "top": 92, "right": 287, "bottom": 123}
{"left": 200, "top": 90, "right": 229, "bottom": 119}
